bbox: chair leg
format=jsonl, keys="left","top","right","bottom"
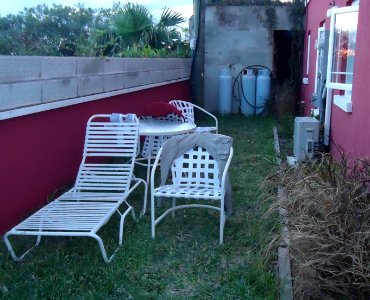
{"left": 146, "top": 156, "right": 151, "bottom": 188}
{"left": 219, "top": 209, "right": 225, "bottom": 245}
{"left": 141, "top": 179, "right": 148, "bottom": 216}
{"left": 4, "top": 233, "right": 40, "bottom": 261}
{"left": 92, "top": 233, "right": 110, "bottom": 263}
{"left": 172, "top": 198, "right": 176, "bottom": 218}
{"left": 118, "top": 206, "right": 134, "bottom": 246}
{"left": 131, "top": 177, "right": 148, "bottom": 216}
{"left": 131, "top": 208, "right": 137, "bottom": 221}
{"left": 151, "top": 194, "right": 155, "bottom": 239}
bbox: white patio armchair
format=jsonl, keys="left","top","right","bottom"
{"left": 169, "top": 100, "right": 218, "bottom": 133}
{"left": 4, "top": 114, "right": 147, "bottom": 263}
{"left": 150, "top": 134, "right": 233, "bottom": 244}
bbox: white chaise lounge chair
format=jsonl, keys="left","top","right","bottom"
{"left": 4, "top": 114, "right": 147, "bottom": 263}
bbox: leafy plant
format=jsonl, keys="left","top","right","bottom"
{"left": 112, "top": 3, "right": 186, "bottom": 52}
{"left": 0, "top": 3, "right": 191, "bottom": 58}
{"left": 112, "top": 3, "right": 153, "bottom": 48}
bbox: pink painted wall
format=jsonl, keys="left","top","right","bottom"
{"left": 301, "top": 0, "right": 348, "bottom": 115}
{"left": 301, "top": 0, "right": 370, "bottom": 158}
{"left": 0, "top": 81, "right": 190, "bottom": 234}
{"left": 330, "top": 0, "right": 370, "bottom": 158}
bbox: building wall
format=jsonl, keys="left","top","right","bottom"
{"left": 301, "top": 0, "right": 370, "bottom": 158}
{"left": 204, "top": 5, "right": 293, "bottom": 113}
{"left": 330, "top": 0, "right": 370, "bottom": 158}
{"left": 0, "top": 81, "right": 190, "bottom": 234}
{"left": 300, "top": 0, "right": 347, "bottom": 114}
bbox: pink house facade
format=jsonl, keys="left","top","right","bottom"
{"left": 301, "top": 0, "right": 370, "bottom": 158}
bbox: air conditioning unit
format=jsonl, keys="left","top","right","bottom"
{"left": 292, "top": 117, "right": 320, "bottom": 162}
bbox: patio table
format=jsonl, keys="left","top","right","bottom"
{"left": 137, "top": 119, "right": 197, "bottom": 214}
{"left": 139, "top": 119, "right": 196, "bottom": 136}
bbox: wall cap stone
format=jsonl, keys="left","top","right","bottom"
{"left": 0, "top": 78, "right": 189, "bottom": 121}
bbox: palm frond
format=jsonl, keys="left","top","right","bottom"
{"left": 157, "top": 8, "right": 185, "bottom": 28}
{"left": 112, "top": 3, "right": 153, "bottom": 42}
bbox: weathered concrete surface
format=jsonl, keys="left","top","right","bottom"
{"left": 204, "top": 5, "right": 293, "bottom": 112}
{"left": 278, "top": 247, "right": 294, "bottom": 300}
{"left": 0, "top": 57, "right": 42, "bottom": 83}
{"left": 42, "top": 78, "right": 78, "bottom": 103}
{"left": 0, "top": 82, "right": 42, "bottom": 109}
{"left": 78, "top": 76, "right": 104, "bottom": 96}
{"left": 41, "top": 57, "right": 77, "bottom": 79}
{"left": 0, "top": 57, "right": 192, "bottom": 112}
{"left": 103, "top": 74, "right": 124, "bottom": 92}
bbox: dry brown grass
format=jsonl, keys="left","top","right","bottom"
{"left": 268, "top": 154, "right": 370, "bottom": 299}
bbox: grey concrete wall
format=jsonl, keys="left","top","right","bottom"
{"left": 204, "top": 5, "right": 293, "bottom": 112}
{"left": 0, "top": 57, "right": 191, "bottom": 111}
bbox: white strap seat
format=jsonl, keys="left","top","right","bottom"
{"left": 57, "top": 192, "right": 127, "bottom": 202}
{"left": 12, "top": 200, "right": 122, "bottom": 233}
{"left": 153, "top": 185, "right": 222, "bottom": 199}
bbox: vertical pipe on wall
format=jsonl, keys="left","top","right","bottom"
{"left": 324, "top": 7, "right": 336, "bottom": 145}
{"left": 306, "top": 33, "right": 311, "bottom": 75}
{"left": 190, "top": 0, "right": 205, "bottom": 108}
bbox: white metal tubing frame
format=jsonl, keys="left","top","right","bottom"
{"left": 150, "top": 145, "right": 233, "bottom": 244}
{"left": 3, "top": 114, "right": 147, "bottom": 263}
{"left": 169, "top": 100, "right": 218, "bottom": 133}
{"left": 4, "top": 180, "right": 144, "bottom": 263}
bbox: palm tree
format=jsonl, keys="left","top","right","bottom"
{"left": 151, "top": 7, "right": 185, "bottom": 49}
{"left": 112, "top": 3, "right": 185, "bottom": 50}
{"left": 112, "top": 3, "right": 152, "bottom": 47}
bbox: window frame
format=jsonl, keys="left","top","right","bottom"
{"left": 326, "top": 5, "right": 359, "bottom": 93}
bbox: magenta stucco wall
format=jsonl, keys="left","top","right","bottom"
{"left": 301, "top": 0, "right": 370, "bottom": 158}
{"left": 330, "top": 0, "right": 370, "bottom": 158}
{"left": 0, "top": 81, "right": 190, "bottom": 234}
{"left": 300, "top": 0, "right": 347, "bottom": 115}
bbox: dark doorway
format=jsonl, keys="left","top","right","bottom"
{"left": 273, "top": 30, "right": 304, "bottom": 116}
{"left": 273, "top": 30, "right": 293, "bottom": 84}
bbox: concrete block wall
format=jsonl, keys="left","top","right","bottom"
{"left": 0, "top": 56, "right": 192, "bottom": 112}
{"left": 204, "top": 5, "right": 293, "bottom": 112}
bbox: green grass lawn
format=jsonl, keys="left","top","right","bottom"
{"left": 0, "top": 115, "right": 278, "bottom": 299}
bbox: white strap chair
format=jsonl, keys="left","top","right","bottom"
{"left": 169, "top": 100, "right": 218, "bottom": 133}
{"left": 4, "top": 114, "right": 147, "bottom": 263}
{"left": 150, "top": 135, "right": 233, "bottom": 244}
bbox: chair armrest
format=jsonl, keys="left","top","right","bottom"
{"left": 192, "top": 103, "right": 218, "bottom": 131}
{"left": 221, "top": 147, "right": 234, "bottom": 195}
{"left": 150, "top": 147, "right": 163, "bottom": 192}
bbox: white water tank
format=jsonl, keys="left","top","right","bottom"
{"left": 256, "top": 69, "right": 271, "bottom": 115}
{"left": 218, "top": 68, "right": 232, "bottom": 115}
{"left": 241, "top": 69, "right": 256, "bottom": 116}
